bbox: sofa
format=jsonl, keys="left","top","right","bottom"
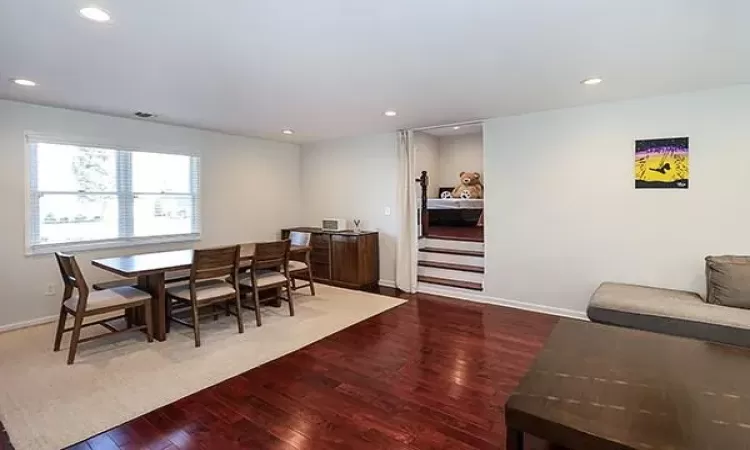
{"left": 588, "top": 281, "right": 750, "bottom": 347}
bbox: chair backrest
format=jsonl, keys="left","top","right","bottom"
{"left": 54, "top": 252, "right": 89, "bottom": 308}
{"left": 289, "top": 231, "right": 311, "bottom": 247}
{"left": 253, "top": 240, "right": 290, "bottom": 272}
{"left": 191, "top": 245, "right": 240, "bottom": 283}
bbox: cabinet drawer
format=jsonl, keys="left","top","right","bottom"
{"left": 310, "top": 250, "right": 331, "bottom": 264}
{"left": 311, "top": 262, "right": 331, "bottom": 279}
{"left": 311, "top": 233, "right": 331, "bottom": 249}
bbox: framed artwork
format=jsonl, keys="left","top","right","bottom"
{"left": 634, "top": 137, "right": 689, "bottom": 189}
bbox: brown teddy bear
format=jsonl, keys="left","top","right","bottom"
{"left": 451, "top": 171, "right": 483, "bottom": 199}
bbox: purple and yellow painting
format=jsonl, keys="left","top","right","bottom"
{"left": 634, "top": 137, "right": 689, "bottom": 189}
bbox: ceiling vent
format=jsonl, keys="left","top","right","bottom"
{"left": 134, "top": 111, "right": 156, "bottom": 118}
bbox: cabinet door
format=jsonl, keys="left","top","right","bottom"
{"left": 331, "top": 235, "right": 360, "bottom": 285}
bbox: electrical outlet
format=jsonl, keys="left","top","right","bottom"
{"left": 44, "top": 284, "right": 56, "bottom": 296}
{"left": 384, "top": 206, "right": 391, "bottom": 216}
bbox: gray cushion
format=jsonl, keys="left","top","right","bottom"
{"left": 705, "top": 255, "right": 750, "bottom": 309}
{"left": 65, "top": 286, "right": 151, "bottom": 312}
{"left": 166, "top": 279, "right": 236, "bottom": 302}
{"left": 288, "top": 260, "right": 308, "bottom": 272}
{"left": 239, "top": 271, "right": 288, "bottom": 288}
{"left": 588, "top": 282, "right": 750, "bottom": 347}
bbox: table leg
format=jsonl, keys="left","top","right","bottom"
{"left": 506, "top": 427, "right": 524, "bottom": 450}
{"left": 137, "top": 273, "right": 167, "bottom": 341}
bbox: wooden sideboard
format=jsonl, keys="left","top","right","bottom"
{"left": 282, "top": 227, "right": 380, "bottom": 290}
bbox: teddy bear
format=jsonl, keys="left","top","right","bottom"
{"left": 450, "top": 171, "right": 483, "bottom": 199}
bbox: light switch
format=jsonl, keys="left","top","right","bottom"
{"left": 384, "top": 207, "right": 391, "bottom": 216}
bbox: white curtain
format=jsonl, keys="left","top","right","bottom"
{"left": 395, "top": 130, "right": 418, "bottom": 293}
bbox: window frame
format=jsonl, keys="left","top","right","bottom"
{"left": 25, "top": 133, "right": 201, "bottom": 255}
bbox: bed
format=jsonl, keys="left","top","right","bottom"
{"left": 416, "top": 173, "right": 484, "bottom": 228}
{"left": 425, "top": 198, "right": 484, "bottom": 210}
{"left": 425, "top": 197, "right": 483, "bottom": 226}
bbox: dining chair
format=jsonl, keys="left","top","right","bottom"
{"left": 238, "top": 240, "right": 294, "bottom": 326}
{"left": 288, "top": 231, "right": 316, "bottom": 295}
{"left": 165, "top": 245, "right": 243, "bottom": 347}
{"left": 53, "top": 252, "right": 154, "bottom": 365}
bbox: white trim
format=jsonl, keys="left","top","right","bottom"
{"left": 378, "top": 279, "right": 396, "bottom": 288}
{"left": 0, "top": 314, "right": 58, "bottom": 334}
{"left": 417, "top": 283, "right": 588, "bottom": 320}
{"left": 26, "top": 233, "right": 200, "bottom": 256}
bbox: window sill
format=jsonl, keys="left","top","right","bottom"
{"left": 26, "top": 234, "right": 201, "bottom": 256}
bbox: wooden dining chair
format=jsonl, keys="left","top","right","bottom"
{"left": 288, "top": 231, "right": 315, "bottom": 295}
{"left": 238, "top": 240, "right": 294, "bottom": 326}
{"left": 165, "top": 245, "right": 243, "bottom": 347}
{"left": 53, "top": 252, "right": 154, "bottom": 365}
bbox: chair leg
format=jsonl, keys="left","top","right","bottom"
{"left": 253, "top": 287, "right": 262, "bottom": 326}
{"left": 308, "top": 266, "right": 316, "bottom": 296}
{"left": 165, "top": 297, "right": 172, "bottom": 333}
{"left": 67, "top": 314, "right": 84, "bottom": 365}
{"left": 53, "top": 306, "right": 67, "bottom": 352}
{"left": 190, "top": 302, "right": 201, "bottom": 347}
{"left": 144, "top": 302, "right": 154, "bottom": 343}
{"left": 286, "top": 280, "right": 295, "bottom": 316}
{"left": 225, "top": 301, "right": 231, "bottom": 316}
{"left": 213, "top": 304, "right": 219, "bottom": 321}
{"left": 125, "top": 309, "right": 134, "bottom": 329}
{"left": 291, "top": 277, "right": 297, "bottom": 289}
{"left": 234, "top": 294, "right": 244, "bottom": 334}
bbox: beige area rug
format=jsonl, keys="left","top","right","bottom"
{"left": 0, "top": 285, "right": 405, "bottom": 450}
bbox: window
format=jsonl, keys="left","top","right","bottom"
{"left": 26, "top": 135, "right": 200, "bottom": 254}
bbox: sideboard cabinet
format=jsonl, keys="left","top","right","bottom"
{"left": 281, "top": 227, "right": 379, "bottom": 290}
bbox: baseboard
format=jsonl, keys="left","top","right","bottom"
{"left": 378, "top": 279, "right": 396, "bottom": 288}
{"left": 417, "top": 284, "right": 588, "bottom": 321}
{"left": 0, "top": 314, "right": 58, "bottom": 334}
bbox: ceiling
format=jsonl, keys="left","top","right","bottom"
{"left": 0, "top": 1, "right": 748, "bottom": 143}
{"left": 422, "top": 123, "right": 483, "bottom": 137}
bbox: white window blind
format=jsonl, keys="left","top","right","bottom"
{"left": 26, "top": 135, "right": 200, "bottom": 254}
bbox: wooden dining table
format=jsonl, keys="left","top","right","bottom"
{"left": 91, "top": 243, "right": 310, "bottom": 341}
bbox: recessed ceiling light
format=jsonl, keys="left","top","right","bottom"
{"left": 11, "top": 79, "right": 37, "bottom": 87}
{"left": 80, "top": 7, "right": 111, "bottom": 22}
{"left": 581, "top": 78, "right": 603, "bottom": 85}
{"left": 282, "top": 129, "right": 294, "bottom": 135}
{"left": 453, "top": 126, "right": 461, "bottom": 130}
{"left": 384, "top": 110, "right": 397, "bottom": 117}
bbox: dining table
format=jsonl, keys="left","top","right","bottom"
{"left": 91, "top": 243, "right": 310, "bottom": 341}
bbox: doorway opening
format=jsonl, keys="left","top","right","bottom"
{"left": 415, "top": 123, "right": 484, "bottom": 243}
{"left": 413, "top": 123, "right": 485, "bottom": 293}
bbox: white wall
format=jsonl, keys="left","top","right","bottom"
{"left": 414, "top": 131, "right": 440, "bottom": 198}
{"left": 438, "top": 132, "right": 484, "bottom": 189}
{"left": 0, "top": 100, "right": 301, "bottom": 329}
{"left": 483, "top": 85, "right": 750, "bottom": 315}
{"left": 300, "top": 133, "right": 399, "bottom": 284}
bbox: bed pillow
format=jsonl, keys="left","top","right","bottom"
{"left": 705, "top": 255, "right": 750, "bottom": 309}
{"left": 439, "top": 188, "right": 453, "bottom": 198}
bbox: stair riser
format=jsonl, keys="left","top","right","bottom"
{"left": 418, "top": 251, "right": 484, "bottom": 267}
{"left": 418, "top": 281, "right": 483, "bottom": 293}
{"left": 418, "top": 266, "right": 484, "bottom": 284}
{"left": 419, "top": 238, "right": 484, "bottom": 252}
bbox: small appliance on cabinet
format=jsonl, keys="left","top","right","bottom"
{"left": 321, "top": 218, "right": 347, "bottom": 232}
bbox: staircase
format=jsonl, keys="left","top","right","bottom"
{"left": 417, "top": 237, "right": 484, "bottom": 294}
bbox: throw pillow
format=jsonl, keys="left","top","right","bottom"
{"left": 705, "top": 255, "right": 750, "bottom": 309}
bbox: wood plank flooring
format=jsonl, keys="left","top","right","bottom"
{"left": 55, "top": 290, "right": 559, "bottom": 449}
{"left": 426, "top": 226, "right": 484, "bottom": 242}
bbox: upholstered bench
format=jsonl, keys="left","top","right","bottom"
{"left": 587, "top": 282, "right": 750, "bottom": 347}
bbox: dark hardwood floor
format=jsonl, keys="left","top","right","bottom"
{"left": 0, "top": 421, "right": 13, "bottom": 450}
{"left": 425, "top": 225, "right": 484, "bottom": 242}
{"left": 56, "top": 290, "right": 558, "bottom": 449}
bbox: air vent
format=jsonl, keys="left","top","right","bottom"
{"left": 134, "top": 111, "right": 156, "bottom": 118}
